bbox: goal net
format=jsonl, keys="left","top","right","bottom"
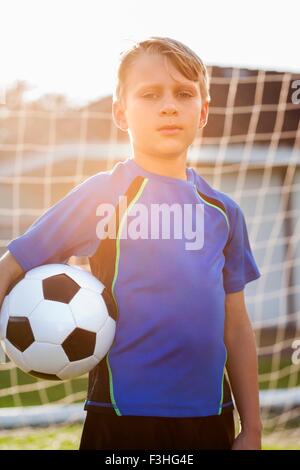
{"left": 0, "top": 65, "right": 299, "bottom": 434}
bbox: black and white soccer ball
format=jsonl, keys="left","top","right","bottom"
{"left": 0, "top": 264, "right": 116, "bottom": 380}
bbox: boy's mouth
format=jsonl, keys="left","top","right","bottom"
{"left": 157, "top": 124, "right": 183, "bottom": 135}
{"left": 158, "top": 128, "right": 182, "bottom": 135}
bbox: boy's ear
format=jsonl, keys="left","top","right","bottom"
{"left": 198, "top": 100, "right": 209, "bottom": 129}
{"left": 112, "top": 100, "right": 128, "bottom": 132}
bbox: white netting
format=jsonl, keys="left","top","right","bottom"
{"left": 0, "top": 66, "right": 299, "bottom": 431}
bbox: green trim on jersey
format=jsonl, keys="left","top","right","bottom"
{"left": 194, "top": 185, "right": 230, "bottom": 233}
{"left": 108, "top": 177, "right": 149, "bottom": 416}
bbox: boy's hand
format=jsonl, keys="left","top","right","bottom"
{"left": 231, "top": 429, "right": 262, "bottom": 450}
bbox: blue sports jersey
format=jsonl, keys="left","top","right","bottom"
{"left": 7, "top": 157, "right": 261, "bottom": 417}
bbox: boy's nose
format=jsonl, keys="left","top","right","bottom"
{"left": 159, "top": 102, "right": 178, "bottom": 115}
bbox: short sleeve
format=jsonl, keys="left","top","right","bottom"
{"left": 223, "top": 204, "right": 261, "bottom": 294}
{"left": 7, "top": 174, "right": 104, "bottom": 272}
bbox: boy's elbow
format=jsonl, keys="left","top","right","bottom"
{"left": 0, "top": 250, "right": 24, "bottom": 285}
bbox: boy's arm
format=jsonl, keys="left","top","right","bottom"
{"left": 0, "top": 250, "right": 24, "bottom": 306}
{"left": 0, "top": 251, "right": 25, "bottom": 361}
{"left": 224, "top": 290, "right": 263, "bottom": 450}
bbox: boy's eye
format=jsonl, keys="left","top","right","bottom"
{"left": 142, "top": 93, "right": 158, "bottom": 99}
{"left": 178, "top": 92, "right": 193, "bottom": 98}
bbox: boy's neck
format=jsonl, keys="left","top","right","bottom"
{"left": 132, "top": 152, "right": 188, "bottom": 181}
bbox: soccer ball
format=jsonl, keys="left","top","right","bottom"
{"left": 0, "top": 264, "right": 116, "bottom": 380}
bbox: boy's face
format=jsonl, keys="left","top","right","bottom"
{"left": 113, "top": 53, "right": 209, "bottom": 159}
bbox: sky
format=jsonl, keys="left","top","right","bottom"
{"left": 1, "top": 0, "right": 300, "bottom": 105}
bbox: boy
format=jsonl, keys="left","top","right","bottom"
{"left": 0, "top": 37, "right": 262, "bottom": 450}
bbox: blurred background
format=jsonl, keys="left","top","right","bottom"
{"left": 0, "top": 0, "right": 299, "bottom": 450}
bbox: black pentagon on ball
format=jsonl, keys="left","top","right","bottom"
{"left": 42, "top": 273, "right": 80, "bottom": 303}
{"left": 29, "top": 370, "right": 61, "bottom": 381}
{"left": 6, "top": 316, "right": 35, "bottom": 352}
{"left": 62, "top": 328, "right": 96, "bottom": 361}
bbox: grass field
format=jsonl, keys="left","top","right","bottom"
{"left": 0, "top": 423, "right": 81, "bottom": 450}
{"left": 0, "top": 424, "right": 299, "bottom": 450}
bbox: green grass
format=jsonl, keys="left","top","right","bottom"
{"left": 0, "top": 424, "right": 299, "bottom": 450}
{"left": 263, "top": 443, "right": 300, "bottom": 450}
{"left": 0, "top": 423, "right": 82, "bottom": 450}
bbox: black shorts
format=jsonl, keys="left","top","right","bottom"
{"left": 79, "top": 408, "right": 235, "bottom": 450}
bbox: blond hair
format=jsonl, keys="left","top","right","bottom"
{"left": 113, "top": 36, "right": 210, "bottom": 106}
